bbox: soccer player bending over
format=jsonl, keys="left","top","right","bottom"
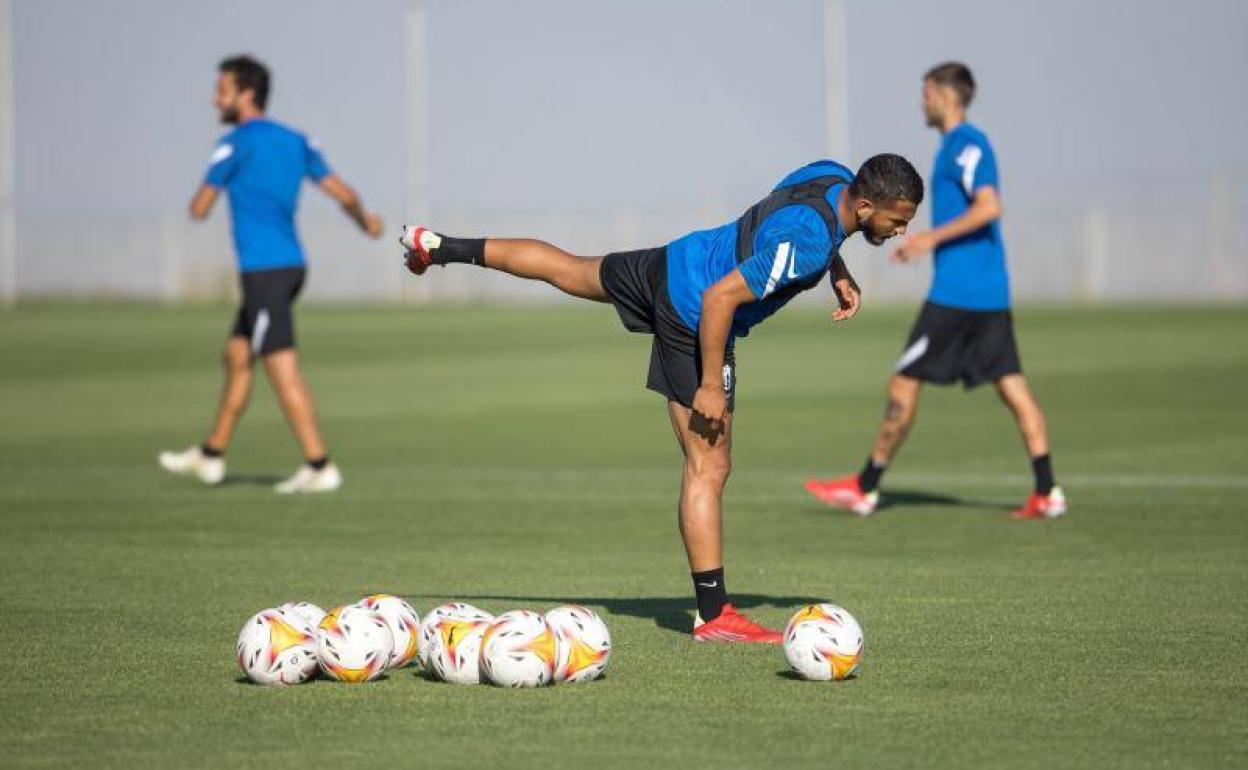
{"left": 159, "top": 56, "right": 384, "bottom": 493}
{"left": 806, "top": 62, "right": 1066, "bottom": 519}
{"left": 400, "top": 154, "right": 922, "bottom": 642}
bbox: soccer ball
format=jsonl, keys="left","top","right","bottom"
{"left": 278, "top": 601, "right": 326, "bottom": 631}
{"left": 783, "top": 603, "right": 864, "bottom": 681}
{"left": 315, "top": 605, "right": 393, "bottom": 683}
{"left": 545, "top": 605, "right": 611, "bottom": 683}
{"left": 425, "top": 615, "right": 490, "bottom": 684}
{"left": 356, "top": 594, "right": 421, "bottom": 669}
{"left": 479, "top": 610, "right": 558, "bottom": 688}
{"left": 417, "top": 602, "right": 493, "bottom": 671}
{"left": 236, "top": 608, "right": 319, "bottom": 686}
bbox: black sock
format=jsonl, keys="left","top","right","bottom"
{"left": 307, "top": 456, "right": 330, "bottom": 471}
{"left": 200, "top": 443, "right": 223, "bottom": 458}
{"left": 1032, "top": 454, "right": 1055, "bottom": 495}
{"left": 691, "top": 567, "right": 727, "bottom": 622}
{"left": 431, "top": 236, "right": 486, "bottom": 267}
{"left": 858, "top": 457, "right": 886, "bottom": 493}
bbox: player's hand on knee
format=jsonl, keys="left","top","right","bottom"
{"left": 690, "top": 385, "right": 727, "bottom": 446}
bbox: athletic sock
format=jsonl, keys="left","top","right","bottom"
{"left": 200, "top": 443, "right": 224, "bottom": 458}
{"left": 858, "top": 457, "right": 886, "bottom": 493}
{"left": 691, "top": 567, "right": 727, "bottom": 622}
{"left": 1031, "top": 454, "right": 1055, "bottom": 495}
{"left": 307, "top": 456, "right": 330, "bottom": 471}
{"left": 431, "top": 236, "right": 486, "bottom": 267}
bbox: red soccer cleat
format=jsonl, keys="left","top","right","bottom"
{"left": 692, "top": 604, "right": 783, "bottom": 644}
{"left": 805, "top": 474, "right": 879, "bottom": 516}
{"left": 1011, "top": 486, "right": 1068, "bottom": 520}
{"left": 399, "top": 225, "right": 442, "bottom": 275}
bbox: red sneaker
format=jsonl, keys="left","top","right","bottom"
{"left": 1011, "top": 486, "right": 1067, "bottom": 520}
{"left": 692, "top": 604, "right": 783, "bottom": 644}
{"left": 805, "top": 474, "right": 879, "bottom": 516}
{"left": 399, "top": 225, "right": 442, "bottom": 275}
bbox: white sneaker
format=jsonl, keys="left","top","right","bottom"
{"left": 158, "top": 445, "right": 225, "bottom": 486}
{"left": 274, "top": 463, "right": 342, "bottom": 494}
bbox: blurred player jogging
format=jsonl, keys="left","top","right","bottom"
{"left": 400, "top": 154, "right": 923, "bottom": 641}
{"left": 806, "top": 62, "right": 1066, "bottom": 519}
{"left": 159, "top": 56, "right": 384, "bottom": 493}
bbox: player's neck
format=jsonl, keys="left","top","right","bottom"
{"left": 237, "top": 107, "right": 265, "bottom": 124}
{"left": 836, "top": 187, "right": 858, "bottom": 236}
{"left": 939, "top": 111, "right": 966, "bottom": 135}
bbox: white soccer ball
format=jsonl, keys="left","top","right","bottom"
{"left": 479, "top": 610, "right": 558, "bottom": 688}
{"left": 356, "top": 594, "right": 421, "bottom": 669}
{"left": 417, "top": 602, "right": 493, "bottom": 671}
{"left": 425, "top": 616, "right": 490, "bottom": 684}
{"left": 315, "top": 605, "right": 394, "bottom": 683}
{"left": 236, "top": 608, "right": 319, "bottom": 686}
{"left": 278, "top": 601, "right": 326, "bottom": 631}
{"left": 783, "top": 603, "right": 864, "bottom": 681}
{"left": 545, "top": 605, "right": 612, "bottom": 683}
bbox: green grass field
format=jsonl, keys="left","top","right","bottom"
{"left": 2, "top": 301, "right": 1246, "bottom": 769}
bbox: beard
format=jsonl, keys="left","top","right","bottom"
{"left": 864, "top": 230, "right": 886, "bottom": 246}
{"left": 219, "top": 106, "right": 240, "bottom": 125}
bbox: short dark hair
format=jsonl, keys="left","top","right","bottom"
{"left": 850, "top": 154, "right": 924, "bottom": 206}
{"left": 924, "top": 61, "right": 975, "bottom": 107}
{"left": 219, "top": 55, "right": 270, "bottom": 110}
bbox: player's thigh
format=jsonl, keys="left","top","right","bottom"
{"left": 260, "top": 348, "right": 303, "bottom": 390}
{"left": 668, "top": 400, "right": 732, "bottom": 478}
{"left": 224, "top": 336, "right": 253, "bottom": 371}
{"left": 886, "top": 373, "right": 922, "bottom": 409}
{"left": 994, "top": 373, "right": 1037, "bottom": 411}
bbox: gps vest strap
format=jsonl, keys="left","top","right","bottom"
{"left": 734, "top": 175, "right": 849, "bottom": 262}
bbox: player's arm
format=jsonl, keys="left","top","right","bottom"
{"left": 829, "top": 253, "right": 861, "bottom": 321}
{"left": 188, "top": 184, "right": 220, "bottom": 220}
{"left": 692, "top": 270, "right": 754, "bottom": 443}
{"left": 318, "top": 174, "right": 384, "bottom": 238}
{"left": 893, "top": 185, "right": 1001, "bottom": 262}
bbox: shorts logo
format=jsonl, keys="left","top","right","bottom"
{"left": 895, "top": 335, "right": 929, "bottom": 371}
{"left": 250, "top": 309, "right": 271, "bottom": 354}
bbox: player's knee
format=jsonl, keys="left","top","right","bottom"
{"left": 686, "top": 451, "right": 731, "bottom": 489}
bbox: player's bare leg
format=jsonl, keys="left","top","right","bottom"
{"left": 868, "top": 374, "right": 923, "bottom": 465}
{"left": 264, "top": 349, "right": 341, "bottom": 493}
{"left": 996, "top": 374, "right": 1065, "bottom": 518}
{"left": 402, "top": 226, "right": 608, "bottom": 302}
{"left": 806, "top": 374, "right": 921, "bottom": 515}
{"left": 667, "top": 401, "right": 732, "bottom": 572}
{"left": 159, "top": 336, "right": 252, "bottom": 485}
{"left": 204, "top": 336, "right": 254, "bottom": 451}
{"left": 666, "top": 401, "right": 780, "bottom": 643}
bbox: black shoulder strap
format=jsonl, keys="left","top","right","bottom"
{"left": 735, "top": 175, "right": 849, "bottom": 263}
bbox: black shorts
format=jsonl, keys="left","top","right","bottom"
{"left": 230, "top": 267, "right": 306, "bottom": 356}
{"left": 599, "top": 247, "right": 735, "bottom": 411}
{"left": 895, "top": 301, "right": 1022, "bottom": 388}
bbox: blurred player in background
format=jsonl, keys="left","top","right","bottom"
{"left": 806, "top": 62, "right": 1065, "bottom": 520}
{"left": 159, "top": 55, "right": 384, "bottom": 493}
{"left": 399, "top": 154, "right": 923, "bottom": 641}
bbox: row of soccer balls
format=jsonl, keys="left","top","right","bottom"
{"left": 236, "top": 595, "right": 612, "bottom": 687}
{"left": 238, "top": 595, "right": 864, "bottom": 685}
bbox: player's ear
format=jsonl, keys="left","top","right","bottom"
{"left": 854, "top": 198, "right": 875, "bottom": 224}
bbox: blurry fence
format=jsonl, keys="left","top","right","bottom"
{"left": 12, "top": 167, "right": 1247, "bottom": 304}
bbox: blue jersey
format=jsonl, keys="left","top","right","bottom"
{"left": 666, "top": 160, "right": 853, "bottom": 339}
{"left": 928, "top": 123, "right": 1009, "bottom": 310}
{"left": 203, "top": 118, "right": 331, "bottom": 273}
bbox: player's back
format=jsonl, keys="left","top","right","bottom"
{"left": 666, "top": 160, "right": 853, "bottom": 337}
{"left": 929, "top": 122, "right": 1009, "bottom": 310}
{"left": 204, "top": 118, "right": 330, "bottom": 273}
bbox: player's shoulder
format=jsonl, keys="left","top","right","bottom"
{"left": 947, "top": 122, "right": 994, "bottom": 153}
{"left": 774, "top": 159, "right": 855, "bottom": 191}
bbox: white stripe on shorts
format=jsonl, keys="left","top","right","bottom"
{"left": 250, "top": 309, "right": 271, "bottom": 354}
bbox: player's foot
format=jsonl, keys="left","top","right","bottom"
{"left": 158, "top": 445, "right": 225, "bottom": 486}
{"left": 1011, "top": 485, "right": 1067, "bottom": 519}
{"left": 804, "top": 474, "right": 879, "bottom": 516}
{"left": 274, "top": 463, "right": 343, "bottom": 494}
{"left": 692, "top": 604, "right": 783, "bottom": 644}
{"left": 399, "top": 225, "right": 442, "bottom": 275}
